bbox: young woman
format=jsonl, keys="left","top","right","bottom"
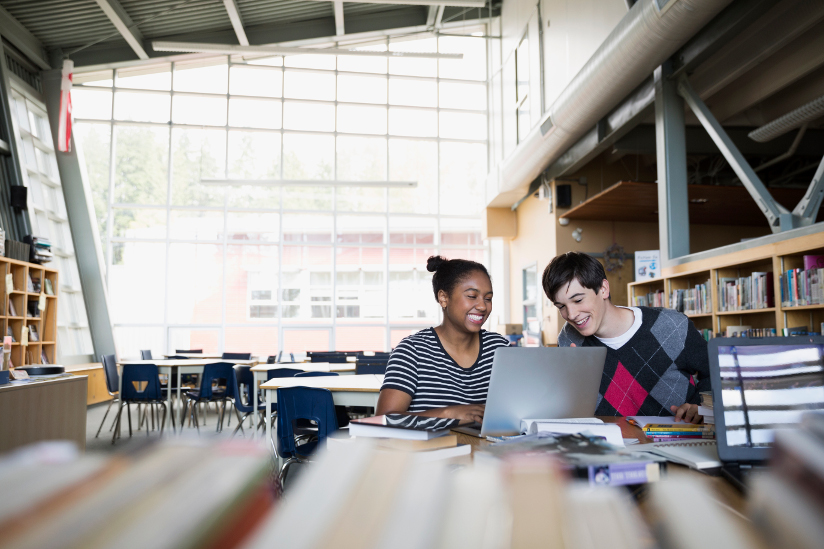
{"left": 377, "top": 255, "right": 509, "bottom": 422}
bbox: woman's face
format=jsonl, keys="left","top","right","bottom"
{"left": 439, "top": 271, "right": 493, "bottom": 333}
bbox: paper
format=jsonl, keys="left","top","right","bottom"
{"left": 5, "top": 274, "right": 12, "bottom": 295}
{"left": 521, "top": 420, "right": 625, "bottom": 447}
{"left": 39, "top": 294, "right": 46, "bottom": 311}
{"left": 21, "top": 327, "right": 28, "bottom": 346}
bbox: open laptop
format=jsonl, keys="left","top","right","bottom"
{"left": 454, "top": 346, "right": 607, "bottom": 437}
{"left": 708, "top": 336, "right": 824, "bottom": 490}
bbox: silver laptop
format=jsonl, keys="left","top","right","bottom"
{"left": 455, "top": 346, "right": 607, "bottom": 437}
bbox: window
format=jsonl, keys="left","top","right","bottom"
{"left": 515, "top": 32, "right": 531, "bottom": 143}
{"left": 72, "top": 35, "right": 489, "bottom": 353}
{"left": 522, "top": 264, "right": 541, "bottom": 346}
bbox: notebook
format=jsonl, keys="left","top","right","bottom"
{"left": 635, "top": 440, "right": 721, "bottom": 470}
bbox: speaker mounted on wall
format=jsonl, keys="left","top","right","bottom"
{"left": 10, "top": 186, "right": 27, "bottom": 210}
{"left": 556, "top": 184, "right": 572, "bottom": 209}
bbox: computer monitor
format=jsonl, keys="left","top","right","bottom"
{"left": 708, "top": 336, "right": 824, "bottom": 464}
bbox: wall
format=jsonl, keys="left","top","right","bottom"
{"left": 491, "top": 0, "right": 628, "bottom": 165}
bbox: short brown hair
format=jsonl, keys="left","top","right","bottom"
{"left": 542, "top": 252, "right": 607, "bottom": 301}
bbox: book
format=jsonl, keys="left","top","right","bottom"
{"left": 586, "top": 461, "right": 661, "bottom": 487}
{"left": 8, "top": 299, "right": 16, "bottom": 317}
{"left": 520, "top": 418, "right": 625, "bottom": 447}
{"left": 634, "top": 439, "right": 721, "bottom": 470}
{"left": 413, "top": 444, "right": 471, "bottom": 462}
{"left": 375, "top": 434, "right": 458, "bottom": 451}
{"left": 28, "top": 325, "right": 39, "bottom": 342}
{"left": 6, "top": 326, "right": 14, "bottom": 343}
{"left": 803, "top": 255, "right": 824, "bottom": 271}
{"left": 627, "top": 416, "right": 709, "bottom": 429}
{"left": 40, "top": 350, "right": 49, "bottom": 364}
{"left": 348, "top": 415, "right": 460, "bottom": 440}
{"left": 44, "top": 278, "right": 54, "bottom": 296}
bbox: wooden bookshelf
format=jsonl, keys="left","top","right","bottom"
{"left": 0, "top": 257, "right": 58, "bottom": 367}
{"left": 628, "top": 231, "right": 824, "bottom": 335}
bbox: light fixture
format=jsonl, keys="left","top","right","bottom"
{"left": 153, "top": 41, "right": 462, "bottom": 59}
{"left": 201, "top": 178, "right": 417, "bottom": 188}
{"left": 558, "top": 217, "right": 570, "bottom": 226}
{"left": 572, "top": 227, "right": 583, "bottom": 242}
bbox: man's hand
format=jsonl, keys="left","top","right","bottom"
{"left": 670, "top": 403, "right": 702, "bottom": 424}
{"left": 442, "top": 404, "right": 485, "bottom": 423}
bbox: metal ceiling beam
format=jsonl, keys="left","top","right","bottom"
{"left": 333, "top": 1, "right": 345, "bottom": 36}
{"left": 222, "top": 0, "right": 250, "bottom": 46}
{"left": 302, "top": 0, "right": 484, "bottom": 7}
{"left": 434, "top": 5, "right": 446, "bottom": 28}
{"left": 93, "top": 0, "right": 148, "bottom": 60}
{"left": 677, "top": 76, "right": 789, "bottom": 232}
{"left": 426, "top": 6, "right": 438, "bottom": 27}
{"left": 0, "top": 5, "right": 49, "bottom": 69}
{"left": 152, "top": 40, "right": 462, "bottom": 59}
{"left": 792, "top": 156, "right": 824, "bottom": 222}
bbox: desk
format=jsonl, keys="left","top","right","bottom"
{"left": 161, "top": 353, "right": 261, "bottom": 361}
{"left": 117, "top": 358, "right": 259, "bottom": 430}
{"left": 261, "top": 374, "right": 382, "bottom": 444}
{"left": 0, "top": 376, "right": 87, "bottom": 452}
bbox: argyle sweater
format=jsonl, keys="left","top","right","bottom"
{"left": 558, "top": 307, "right": 710, "bottom": 416}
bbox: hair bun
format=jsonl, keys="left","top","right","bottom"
{"left": 426, "top": 255, "right": 447, "bottom": 273}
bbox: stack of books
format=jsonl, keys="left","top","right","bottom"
{"left": 634, "top": 289, "right": 665, "bottom": 307}
{"left": 0, "top": 440, "right": 273, "bottom": 548}
{"left": 345, "top": 415, "right": 471, "bottom": 461}
{"left": 24, "top": 235, "right": 53, "bottom": 264}
{"left": 642, "top": 422, "right": 715, "bottom": 442}
{"left": 698, "top": 391, "right": 714, "bottom": 424}
{"left": 780, "top": 255, "right": 824, "bottom": 307}
{"left": 718, "top": 272, "right": 774, "bottom": 311}
{"left": 669, "top": 279, "right": 712, "bottom": 314}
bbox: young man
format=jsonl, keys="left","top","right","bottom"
{"left": 543, "top": 252, "right": 710, "bottom": 422}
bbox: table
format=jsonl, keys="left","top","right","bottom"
{"left": 162, "top": 353, "right": 261, "bottom": 361}
{"left": 117, "top": 358, "right": 259, "bottom": 431}
{"left": 260, "top": 374, "right": 383, "bottom": 445}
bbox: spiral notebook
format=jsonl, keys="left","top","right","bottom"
{"left": 635, "top": 440, "right": 721, "bottom": 470}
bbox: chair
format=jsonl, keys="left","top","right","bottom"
{"left": 308, "top": 352, "right": 347, "bottom": 363}
{"left": 266, "top": 355, "right": 277, "bottom": 364}
{"left": 276, "top": 351, "right": 296, "bottom": 363}
{"left": 275, "top": 386, "right": 338, "bottom": 484}
{"left": 176, "top": 349, "right": 203, "bottom": 354}
{"left": 140, "top": 349, "right": 153, "bottom": 360}
{"left": 112, "top": 363, "right": 169, "bottom": 444}
{"left": 95, "top": 354, "right": 120, "bottom": 438}
{"left": 295, "top": 371, "right": 339, "bottom": 377}
{"left": 230, "top": 365, "right": 266, "bottom": 437}
{"left": 185, "top": 362, "right": 236, "bottom": 433}
{"left": 355, "top": 361, "right": 387, "bottom": 375}
{"left": 222, "top": 352, "right": 252, "bottom": 360}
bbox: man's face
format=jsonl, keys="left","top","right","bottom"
{"left": 552, "top": 277, "right": 609, "bottom": 337}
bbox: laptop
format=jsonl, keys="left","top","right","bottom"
{"left": 454, "top": 346, "right": 607, "bottom": 437}
{"left": 708, "top": 336, "right": 824, "bottom": 490}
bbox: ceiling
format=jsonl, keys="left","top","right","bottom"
{"left": 0, "top": 0, "right": 497, "bottom": 69}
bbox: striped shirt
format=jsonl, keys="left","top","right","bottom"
{"left": 382, "top": 328, "right": 510, "bottom": 413}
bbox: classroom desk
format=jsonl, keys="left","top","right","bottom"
{"left": 249, "top": 362, "right": 356, "bottom": 437}
{"left": 117, "top": 358, "right": 259, "bottom": 431}
{"left": 260, "top": 374, "right": 383, "bottom": 445}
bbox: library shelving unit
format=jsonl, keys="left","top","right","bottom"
{"left": 1, "top": 256, "right": 58, "bottom": 367}
{"left": 628, "top": 231, "right": 824, "bottom": 335}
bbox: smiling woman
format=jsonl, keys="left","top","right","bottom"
{"left": 377, "top": 255, "right": 509, "bottom": 422}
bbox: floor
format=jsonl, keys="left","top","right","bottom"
{"left": 85, "top": 398, "right": 261, "bottom": 454}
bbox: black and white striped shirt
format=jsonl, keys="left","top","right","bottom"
{"left": 382, "top": 328, "right": 510, "bottom": 413}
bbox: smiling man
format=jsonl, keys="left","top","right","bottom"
{"left": 543, "top": 252, "right": 710, "bottom": 422}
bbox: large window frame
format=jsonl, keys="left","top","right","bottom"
{"left": 72, "top": 35, "right": 490, "bottom": 356}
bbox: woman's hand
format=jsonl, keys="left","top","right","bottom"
{"left": 670, "top": 403, "right": 703, "bottom": 424}
{"left": 440, "top": 404, "right": 485, "bottom": 423}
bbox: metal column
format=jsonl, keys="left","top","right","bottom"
{"left": 654, "top": 61, "right": 690, "bottom": 260}
{"left": 41, "top": 69, "right": 117, "bottom": 360}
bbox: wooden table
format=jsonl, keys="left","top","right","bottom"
{"left": 261, "top": 374, "right": 383, "bottom": 445}
{"left": 0, "top": 376, "right": 87, "bottom": 452}
{"left": 117, "top": 358, "right": 260, "bottom": 431}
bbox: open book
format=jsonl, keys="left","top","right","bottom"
{"left": 520, "top": 418, "right": 625, "bottom": 447}
{"left": 634, "top": 439, "right": 721, "bottom": 470}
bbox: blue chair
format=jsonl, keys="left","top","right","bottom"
{"left": 355, "top": 359, "right": 388, "bottom": 375}
{"left": 140, "top": 349, "right": 152, "bottom": 360}
{"left": 95, "top": 354, "right": 120, "bottom": 438}
{"left": 185, "top": 362, "right": 236, "bottom": 433}
{"left": 295, "top": 371, "right": 339, "bottom": 377}
{"left": 308, "top": 352, "right": 347, "bottom": 363}
{"left": 275, "top": 386, "right": 339, "bottom": 484}
{"left": 268, "top": 368, "right": 305, "bottom": 380}
{"left": 112, "top": 363, "right": 169, "bottom": 444}
{"left": 176, "top": 349, "right": 202, "bottom": 354}
{"left": 223, "top": 352, "right": 252, "bottom": 360}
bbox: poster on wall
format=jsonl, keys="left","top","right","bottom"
{"left": 634, "top": 250, "right": 660, "bottom": 282}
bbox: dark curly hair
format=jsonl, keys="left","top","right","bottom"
{"left": 426, "top": 255, "right": 490, "bottom": 301}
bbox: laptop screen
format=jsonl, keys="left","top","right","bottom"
{"left": 712, "top": 339, "right": 824, "bottom": 460}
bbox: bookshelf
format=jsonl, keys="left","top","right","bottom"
{"left": 1, "top": 256, "right": 58, "bottom": 367}
{"left": 628, "top": 231, "right": 824, "bottom": 336}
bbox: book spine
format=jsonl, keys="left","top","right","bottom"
{"left": 649, "top": 435, "right": 715, "bottom": 441}
{"left": 585, "top": 461, "right": 660, "bottom": 487}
